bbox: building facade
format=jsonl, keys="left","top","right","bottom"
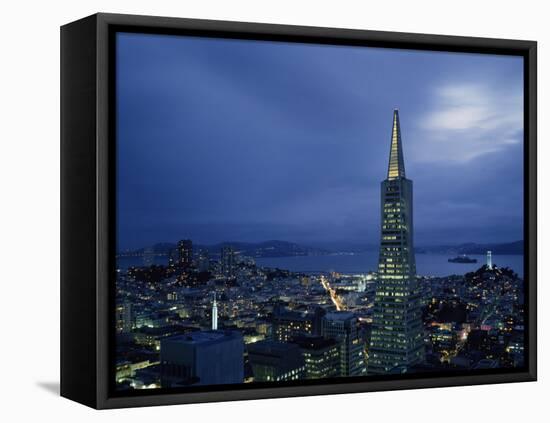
{"left": 291, "top": 335, "right": 340, "bottom": 379}
{"left": 247, "top": 340, "right": 306, "bottom": 382}
{"left": 177, "top": 239, "right": 193, "bottom": 268}
{"left": 272, "top": 307, "right": 314, "bottom": 342}
{"left": 220, "top": 246, "right": 236, "bottom": 277}
{"left": 198, "top": 249, "right": 210, "bottom": 272}
{"left": 116, "top": 301, "right": 133, "bottom": 334}
{"left": 367, "top": 110, "right": 425, "bottom": 375}
{"left": 321, "top": 311, "right": 366, "bottom": 377}
{"left": 160, "top": 330, "right": 244, "bottom": 387}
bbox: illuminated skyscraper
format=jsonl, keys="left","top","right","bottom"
{"left": 321, "top": 312, "right": 366, "bottom": 377}
{"left": 290, "top": 336, "right": 340, "bottom": 379}
{"left": 367, "top": 110, "right": 425, "bottom": 375}
{"left": 221, "top": 246, "right": 236, "bottom": 277}
{"left": 115, "top": 301, "right": 133, "bottom": 334}
{"left": 177, "top": 239, "right": 193, "bottom": 268}
{"left": 167, "top": 250, "right": 175, "bottom": 271}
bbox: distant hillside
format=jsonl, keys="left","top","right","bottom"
{"left": 118, "top": 240, "right": 329, "bottom": 258}
{"left": 119, "top": 239, "right": 523, "bottom": 258}
{"left": 197, "top": 240, "right": 329, "bottom": 258}
{"left": 416, "top": 240, "right": 523, "bottom": 255}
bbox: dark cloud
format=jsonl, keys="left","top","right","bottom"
{"left": 116, "top": 33, "right": 524, "bottom": 250}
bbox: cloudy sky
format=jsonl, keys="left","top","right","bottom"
{"left": 116, "top": 32, "right": 524, "bottom": 251}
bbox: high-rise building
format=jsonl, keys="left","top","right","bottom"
{"left": 198, "top": 249, "right": 210, "bottom": 272}
{"left": 290, "top": 335, "right": 340, "bottom": 379}
{"left": 116, "top": 301, "right": 133, "bottom": 334}
{"left": 487, "top": 250, "right": 492, "bottom": 268}
{"left": 272, "top": 307, "right": 314, "bottom": 342}
{"left": 220, "top": 246, "right": 236, "bottom": 277}
{"left": 321, "top": 311, "right": 366, "bottom": 377}
{"left": 367, "top": 110, "right": 425, "bottom": 375}
{"left": 167, "top": 250, "right": 176, "bottom": 273}
{"left": 247, "top": 340, "right": 306, "bottom": 382}
{"left": 160, "top": 330, "right": 244, "bottom": 387}
{"left": 177, "top": 239, "right": 193, "bottom": 268}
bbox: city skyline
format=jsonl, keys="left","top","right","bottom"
{"left": 116, "top": 33, "right": 524, "bottom": 251}
{"left": 113, "top": 30, "right": 526, "bottom": 394}
{"left": 115, "top": 109, "right": 525, "bottom": 390}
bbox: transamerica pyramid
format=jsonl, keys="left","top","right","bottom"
{"left": 367, "top": 109, "right": 425, "bottom": 374}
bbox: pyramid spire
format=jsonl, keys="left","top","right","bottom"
{"left": 387, "top": 109, "right": 406, "bottom": 180}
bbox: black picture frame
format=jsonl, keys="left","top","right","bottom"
{"left": 60, "top": 12, "right": 537, "bottom": 409}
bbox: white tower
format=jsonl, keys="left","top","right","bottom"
{"left": 211, "top": 292, "right": 218, "bottom": 330}
{"left": 487, "top": 250, "right": 492, "bottom": 269}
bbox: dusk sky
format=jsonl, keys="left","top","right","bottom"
{"left": 116, "top": 32, "right": 524, "bottom": 251}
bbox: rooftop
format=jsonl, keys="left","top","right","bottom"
{"left": 290, "top": 336, "right": 339, "bottom": 350}
{"left": 324, "top": 311, "right": 356, "bottom": 321}
{"left": 247, "top": 340, "right": 300, "bottom": 356}
{"left": 164, "top": 330, "right": 241, "bottom": 345}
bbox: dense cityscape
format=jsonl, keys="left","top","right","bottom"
{"left": 114, "top": 111, "right": 525, "bottom": 391}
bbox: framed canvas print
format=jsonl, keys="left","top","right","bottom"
{"left": 60, "top": 13, "right": 537, "bottom": 409}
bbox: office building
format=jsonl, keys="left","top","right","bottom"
{"left": 198, "top": 249, "right": 210, "bottom": 272}
{"left": 247, "top": 340, "right": 306, "bottom": 382}
{"left": 116, "top": 301, "right": 133, "bottom": 334}
{"left": 368, "top": 110, "right": 425, "bottom": 375}
{"left": 272, "top": 307, "right": 314, "bottom": 342}
{"left": 291, "top": 335, "right": 340, "bottom": 379}
{"left": 322, "top": 311, "right": 366, "bottom": 377}
{"left": 221, "top": 246, "right": 236, "bottom": 277}
{"left": 177, "top": 239, "right": 193, "bottom": 268}
{"left": 160, "top": 330, "right": 244, "bottom": 387}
